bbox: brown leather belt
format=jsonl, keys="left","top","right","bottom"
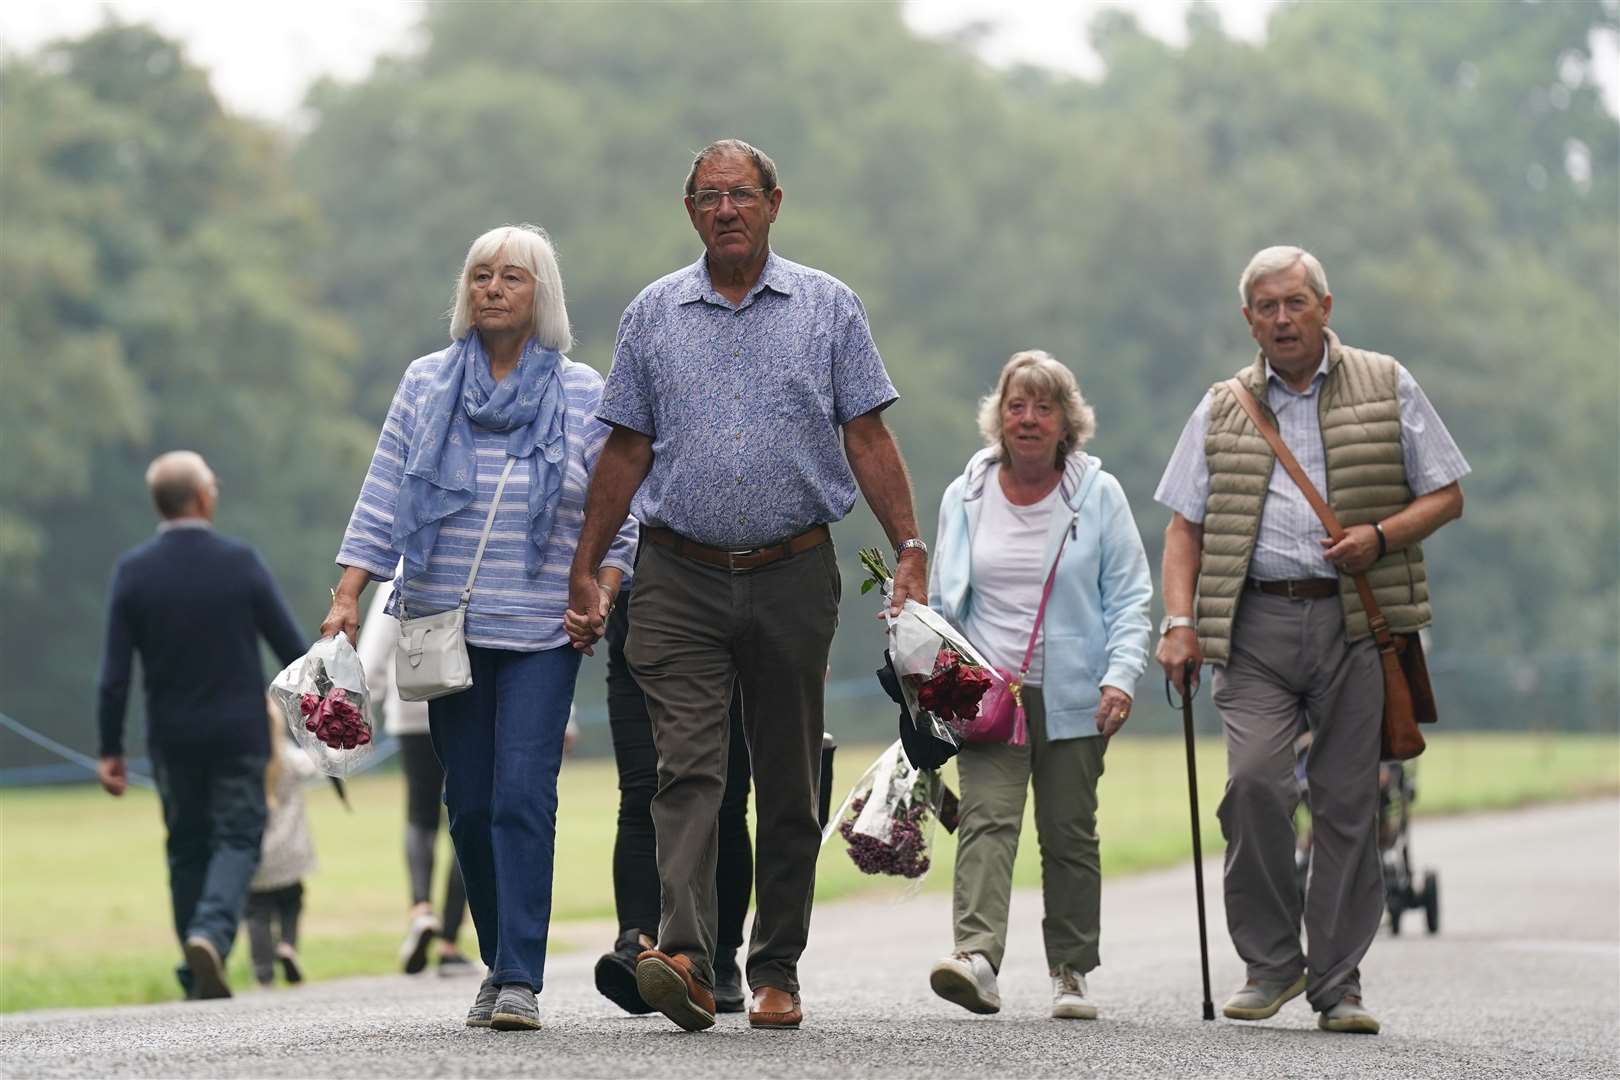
{"left": 642, "top": 524, "right": 830, "bottom": 573}
{"left": 1247, "top": 577, "right": 1339, "bottom": 600}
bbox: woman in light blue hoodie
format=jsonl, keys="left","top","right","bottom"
{"left": 926, "top": 350, "right": 1152, "bottom": 1022}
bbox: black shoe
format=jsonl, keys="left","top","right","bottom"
{"left": 712, "top": 952, "right": 746, "bottom": 1014}
{"left": 276, "top": 942, "right": 304, "bottom": 985}
{"left": 594, "top": 929, "right": 654, "bottom": 1015}
{"left": 183, "top": 936, "right": 232, "bottom": 1000}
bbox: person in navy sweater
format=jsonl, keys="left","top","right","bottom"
{"left": 97, "top": 450, "right": 307, "bottom": 1000}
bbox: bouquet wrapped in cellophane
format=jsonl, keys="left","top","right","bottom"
{"left": 269, "top": 634, "right": 376, "bottom": 778}
{"left": 822, "top": 739, "right": 944, "bottom": 893}
{"left": 860, "top": 548, "right": 1000, "bottom": 759}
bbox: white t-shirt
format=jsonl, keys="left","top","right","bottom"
{"left": 963, "top": 472, "right": 1060, "bottom": 686}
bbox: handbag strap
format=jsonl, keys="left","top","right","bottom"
{"left": 1223, "top": 379, "right": 1398, "bottom": 654}
{"left": 1010, "top": 461, "right": 1100, "bottom": 679}
{"left": 460, "top": 456, "right": 518, "bottom": 607}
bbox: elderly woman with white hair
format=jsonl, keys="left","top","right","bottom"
{"left": 322, "top": 224, "right": 635, "bottom": 1031}
{"left": 926, "top": 350, "right": 1152, "bottom": 1021}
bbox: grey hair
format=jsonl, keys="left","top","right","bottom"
{"left": 1239, "top": 245, "right": 1329, "bottom": 307}
{"left": 145, "top": 450, "right": 214, "bottom": 519}
{"left": 448, "top": 224, "right": 573, "bottom": 351}
{"left": 684, "top": 138, "right": 779, "bottom": 196}
{"left": 976, "top": 350, "right": 1096, "bottom": 467}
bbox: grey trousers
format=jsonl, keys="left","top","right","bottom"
{"left": 1212, "top": 591, "right": 1383, "bottom": 1011}
{"left": 626, "top": 538, "right": 840, "bottom": 994}
{"left": 952, "top": 688, "right": 1108, "bottom": 974}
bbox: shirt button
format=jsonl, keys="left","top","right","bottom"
{"left": 732, "top": 350, "right": 740, "bottom": 358}
{"left": 736, "top": 476, "right": 743, "bottom": 484}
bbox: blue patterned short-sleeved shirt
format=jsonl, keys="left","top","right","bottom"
{"left": 598, "top": 251, "right": 898, "bottom": 548}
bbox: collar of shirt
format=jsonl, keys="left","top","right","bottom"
{"left": 1263, "top": 343, "right": 1331, "bottom": 399}
{"left": 678, "top": 249, "right": 795, "bottom": 310}
{"left": 157, "top": 517, "right": 212, "bottom": 533}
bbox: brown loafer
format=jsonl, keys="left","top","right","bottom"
{"left": 635, "top": 949, "right": 716, "bottom": 1032}
{"left": 748, "top": 985, "right": 802, "bottom": 1030}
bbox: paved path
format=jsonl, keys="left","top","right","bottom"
{"left": 5, "top": 799, "right": 1617, "bottom": 1078}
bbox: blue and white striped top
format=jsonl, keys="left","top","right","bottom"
{"left": 337, "top": 352, "right": 637, "bottom": 652}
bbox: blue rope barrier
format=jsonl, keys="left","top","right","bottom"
{"left": 0, "top": 711, "right": 157, "bottom": 789}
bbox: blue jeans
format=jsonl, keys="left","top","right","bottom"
{"left": 148, "top": 748, "right": 269, "bottom": 995}
{"left": 428, "top": 644, "right": 581, "bottom": 992}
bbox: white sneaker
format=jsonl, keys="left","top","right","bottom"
{"left": 1051, "top": 965, "right": 1097, "bottom": 1020}
{"left": 929, "top": 952, "right": 1001, "bottom": 1014}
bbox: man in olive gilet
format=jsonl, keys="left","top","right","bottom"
{"left": 1153, "top": 246, "right": 1469, "bottom": 1035}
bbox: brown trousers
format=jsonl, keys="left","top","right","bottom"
{"left": 1212, "top": 591, "right": 1384, "bottom": 1012}
{"left": 626, "top": 537, "right": 840, "bottom": 994}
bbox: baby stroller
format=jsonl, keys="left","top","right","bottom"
{"left": 1293, "top": 732, "right": 1440, "bottom": 935}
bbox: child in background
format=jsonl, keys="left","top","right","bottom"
{"left": 246, "top": 701, "right": 319, "bottom": 987}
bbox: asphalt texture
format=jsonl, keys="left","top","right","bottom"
{"left": 4, "top": 799, "right": 1617, "bottom": 1078}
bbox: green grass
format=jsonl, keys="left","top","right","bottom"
{"left": 2, "top": 733, "right": 1613, "bottom": 1013}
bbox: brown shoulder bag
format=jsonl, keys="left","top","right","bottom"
{"left": 1224, "top": 379, "right": 1437, "bottom": 761}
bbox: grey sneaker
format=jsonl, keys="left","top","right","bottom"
{"left": 1318, "top": 994, "right": 1380, "bottom": 1034}
{"left": 1222, "top": 973, "right": 1306, "bottom": 1020}
{"left": 490, "top": 984, "right": 541, "bottom": 1031}
{"left": 465, "top": 977, "right": 500, "bottom": 1028}
{"left": 1051, "top": 966, "right": 1097, "bottom": 1020}
{"left": 929, "top": 952, "right": 1000, "bottom": 1015}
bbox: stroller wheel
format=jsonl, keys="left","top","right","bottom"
{"left": 1422, "top": 870, "right": 1440, "bottom": 935}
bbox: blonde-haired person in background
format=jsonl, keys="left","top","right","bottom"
{"left": 322, "top": 224, "right": 636, "bottom": 1031}
{"left": 926, "top": 350, "right": 1152, "bottom": 1021}
{"left": 245, "top": 702, "right": 320, "bottom": 988}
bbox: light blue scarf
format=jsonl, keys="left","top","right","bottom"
{"left": 391, "top": 332, "right": 567, "bottom": 582}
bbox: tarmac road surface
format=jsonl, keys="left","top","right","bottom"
{"left": 3, "top": 798, "right": 1616, "bottom": 1078}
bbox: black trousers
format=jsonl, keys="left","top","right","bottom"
{"left": 148, "top": 748, "right": 268, "bottom": 996}
{"left": 244, "top": 882, "right": 303, "bottom": 984}
{"left": 399, "top": 732, "right": 468, "bottom": 945}
{"left": 606, "top": 585, "right": 753, "bottom": 955}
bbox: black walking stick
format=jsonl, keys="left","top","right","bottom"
{"left": 1169, "top": 657, "right": 1215, "bottom": 1021}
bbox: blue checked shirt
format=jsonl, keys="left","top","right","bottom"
{"left": 598, "top": 252, "right": 898, "bottom": 548}
{"left": 1154, "top": 348, "right": 1470, "bottom": 581}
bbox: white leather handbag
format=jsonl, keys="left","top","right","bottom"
{"left": 393, "top": 456, "right": 516, "bottom": 702}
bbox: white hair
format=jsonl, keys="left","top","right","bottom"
{"left": 1238, "top": 245, "right": 1329, "bottom": 307}
{"left": 448, "top": 224, "right": 572, "bottom": 350}
{"left": 976, "top": 350, "right": 1096, "bottom": 466}
{"left": 145, "top": 450, "right": 214, "bottom": 519}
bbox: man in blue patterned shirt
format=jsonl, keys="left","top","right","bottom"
{"left": 568, "top": 139, "right": 926, "bottom": 1033}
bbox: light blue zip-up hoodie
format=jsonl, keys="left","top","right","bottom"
{"left": 928, "top": 448, "right": 1154, "bottom": 741}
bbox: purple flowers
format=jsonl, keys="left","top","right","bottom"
{"left": 839, "top": 796, "right": 933, "bottom": 878}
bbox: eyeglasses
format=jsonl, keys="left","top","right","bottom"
{"left": 690, "top": 186, "right": 768, "bottom": 212}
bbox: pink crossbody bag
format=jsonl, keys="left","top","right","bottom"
{"left": 960, "top": 521, "right": 1074, "bottom": 747}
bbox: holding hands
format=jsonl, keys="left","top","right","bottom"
{"left": 565, "top": 571, "right": 618, "bottom": 655}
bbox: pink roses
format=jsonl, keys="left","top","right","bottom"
{"left": 298, "top": 688, "right": 371, "bottom": 750}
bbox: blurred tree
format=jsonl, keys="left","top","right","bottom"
{"left": 4, "top": 0, "right": 1615, "bottom": 754}
{"left": 0, "top": 23, "right": 373, "bottom": 754}
{"left": 291, "top": 0, "right": 1616, "bottom": 733}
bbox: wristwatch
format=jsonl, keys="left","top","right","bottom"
{"left": 1160, "top": 614, "right": 1196, "bottom": 635}
{"left": 896, "top": 537, "right": 928, "bottom": 560}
